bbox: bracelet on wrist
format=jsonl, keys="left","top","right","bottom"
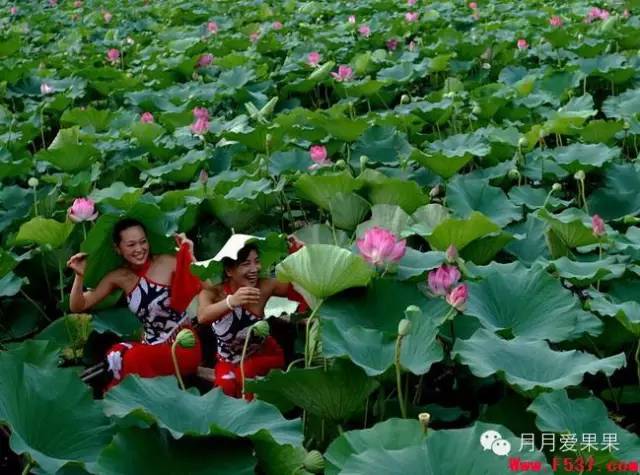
{"left": 225, "top": 295, "right": 234, "bottom": 310}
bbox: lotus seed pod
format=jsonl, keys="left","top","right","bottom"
{"left": 397, "top": 318, "right": 412, "bottom": 337}
{"left": 418, "top": 412, "right": 431, "bottom": 432}
{"left": 28, "top": 177, "right": 39, "bottom": 188}
{"left": 252, "top": 320, "right": 270, "bottom": 338}
{"left": 400, "top": 94, "right": 411, "bottom": 104}
{"left": 481, "top": 62, "right": 491, "bottom": 69}
{"left": 574, "top": 170, "right": 586, "bottom": 181}
{"left": 175, "top": 329, "right": 196, "bottom": 349}
{"left": 335, "top": 159, "right": 346, "bottom": 168}
{"left": 508, "top": 168, "right": 520, "bottom": 179}
{"left": 552, "top": 183, "right": 562, "bottom": 192}
{"left": 302, "top": 450, "right": 325, "bottom": 473}
{"left": 518, "top": 137, "right": 528, "bottom": 147}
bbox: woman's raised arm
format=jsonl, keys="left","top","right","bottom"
{"left": 67, "top": 253, "right": 118, "bottom": 313}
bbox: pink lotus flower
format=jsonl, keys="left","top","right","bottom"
{"left": 549, "top": 15, "right": 563, "bottom": 27}
{"left": 592, "top": 214, "right": 606, "bottom": 237}
{"left": 428, "top": 265, "right": 461, "bottom": 296}
{"left": 445, "top": 244, "right": 458, "bottom": 263}
{"left": 308, "top": 145, "right": 330, "bottom": 169}
{"left": 586, "top": 7, "right": 609, "bottom": 22}
{"left": 405, "top": 11, "right": 419, "bottom": 22}
{"left": 74, "top": 0, "right": 82, "bottom": 8}
{"left": 469, "top": 1, "right": 478, "bottom": 8}
{"left": 68, "top": 198, "right": 98, "bottom": 223}
{"left": 207, "top": 21, "right": 218, "bottom": 34}
{"left": 331, "top": 65, "right": 353, "bottom": 82}
{"left": 40, "top": 83, "right": 54, "bottom": 95}
{"left": 191, "top": 107, "right": 210, "bottom": 135}
{"left": 199, "top": 169, "right": 208, "bottom": 184}
{"left": 106, "top": 48, "right": 120, "bottom": 63}
{"left": 49, "top": 0, "right": 57, "bottom": 6}
{"left": 358, "top": 24, "right": 371, "bottom": 37}
{"left": 103, "top": 11, "right": 112, "bottom": 23}
{"left": 272, "top": 21, "right": 283, "bottom": 30}
{"left": 348, "top": 15, "right": 356, "bottom": 24}
{"left": 623, "top": 9, "right": 630, "bottom": 19}
{"left": 407, "top": 0, "right": 416, "bottom": 5}
{"left": 386, "top": 38, "right": 399, "bottom": 51}
{"left": 250, "top": 31, "right": 260, "bottom": 43}
{"left": 307, "top": 51, "right": 321, "bottom": 67}
{"left": 357, "top": 227, "right": 407, "bottom": 267}
{"left": 197, "top": 53, "right": 214, "bottom": 68}
{"left": 10, "top": 6, "right": 17, "bottom": 15}
{"left": 516, "top": 38, "right": 528, "bottom": 49}
{"left": 447, "top": 284, "right": 469, "bottom": 311}
{"left": 140, "top": 112, "right": 154, "bottom": 123}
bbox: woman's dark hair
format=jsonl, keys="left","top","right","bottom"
{"left": 222, "top": 243, "right": 259, "bottom": 280}
{"left": 112, "top": 218, "right": 147, "bottom": 245}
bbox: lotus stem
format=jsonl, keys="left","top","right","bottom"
{"left": 240, "top": 325, "right": 254, "bottom": 399}
{"left": 304, "top": 302, "right": 323, "bottom": 367}
{"left": 20, "top": 289, "right": 51, "bottom": 322}
{"left": 635, "top": 339, "right": 640, "bottom": 388}
{"left": 82, "top": 223, "right": 87, "bottom": 241}
{"left": 171, "top": 340, "right": 186, "bottom": 391}
{"left": 418, "top": 412, "right": 431, "bottom": 434}
{"left": 21, "top": 454, "right": 33, "bottom": 475}
{"left": 57, "top": 260, "right": 64, "bottom": 308}
{"left": 394, "top": 333, "right": 407, "bottom": 418}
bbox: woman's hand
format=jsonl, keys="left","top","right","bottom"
{"left": 287, "top": 234, "right": 304, "bottom": 254}
{"left": 229, "top": 287, "right": 261, "bottom": 306}
{"left": 66, "top": 253, "right": 87, "bottom": 277}
{"left": 174, "top": 233, "right": 195, "bottom": 258}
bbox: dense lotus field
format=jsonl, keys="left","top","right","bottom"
{"left": 2, "top": 0, "right": 640, "bottom": 473}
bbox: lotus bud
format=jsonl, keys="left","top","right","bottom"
{"left": 265, "top": 133, "right": 273, "bottom": 145}
{"left": 508, "top": 168, "right": 520, "bottom": 180}
{"left": 400, "top": 94, "right": 411, "bottom": 104}
{"left": 359, "top": 155, "right": 368, "bottom": 170}
{"left": 624, "top": 121, "right": 630, "bottom": 130}
{"left": 445, "top": 244, "right": 458, "bottom": 263}
{"left": 198, "top": 169, "right": 208, "bottom": 184}
{"left": 418, "top": 412, "right": 431, "bottom": 433}
{"left": 28, "top": 177, "right": 39, "bottom": 188}
{"left": 175, "top": 329, "right": 196, "bottom": 349}
{"left": 303, "top": 450, "right": 325, "bottom": 473}
{"left": 481, "top": 62, "right": 491, "bottom": 69}
{"left": 252, "top": 320, "right": 270, "bottom": 338}
{"left": 574, "top": 170, "right": 586, "bottom": 181}
{"left": 335, "top": 159, "right": 346, "bottom": 168}
{"left": 518, "top": 137, "right": 528, "bottom": 147}
{"left": 398, "top": 318, "right": 412, "bottom": 337}
{"left": 552, "top": 183, "right": 562, "bottom": 192}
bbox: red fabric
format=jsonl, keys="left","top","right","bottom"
{"left": 170, "top": 243, "right": 202, "bottom": 313}
{"left": 214, "top": 336, "right": 284, "bottom": 400}
{"left": 105, "top": 335, "right": 202, "bottom": 391}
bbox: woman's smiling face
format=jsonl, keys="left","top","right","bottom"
{"left": 226, "top": 249, "right": 261, "bottom": 287}
{"left": 116, "top": 225, "right": 149, "bottom": 266}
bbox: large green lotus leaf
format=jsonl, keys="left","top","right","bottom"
{"left": 542, "top": 94, "right": 597, "bottom": 135}
{"left": 587, "top": 289, "right": 640, "bottom": 336}
{"left": 453, "top": 329, "right": 625, "bottom": 393}
{"left": 536, "top": 208, "right": 599, "bottom": 248}
{"left": 326, "top": 419, "right": 546, "bottom": 475}
{"left": 90, "top": 307, "right": 142, "bottom": 339}
{"left": 293, "top": 224, "right": 349, "bottom": 247}
{"left": 0, "top": 353, "right": 114, "bottom": 474}
{"left": 528, "top": 390, "right": 640, "bottom": 465}
{"left": 2, "top": 339, "right": 60, "bottom": 368}
{"left": 60, "top": 107, "right": 114, "bottom": 132}
{"left": 104, "top": 376, "right": 302, "bottom": 446}
{"left": 366, "top": 178, "right": 428, "bottom": 214}
{"left": 275, "top": 244, "right": 373, "bottom": 305}
{"left": 466, "top": 263, "right": 601, "bottom": 341}
{"left": 508, "top": 185, "right": 572, "bottom": 211}
{"left": 141, "top": 150, "right": 206, "bottom": 183}
{"left": 35, "top": 144, "right": 99, "bottom": 173}
{"left": 416, "top": 133, "right": 489, "bottom": 178}
{"left": 355, "top": 204, "right": 412, "bottom": 238}
{"left": 460, "top": 232, "right": 514, "bottom": 265}
{"left": 95, "top": 427, "right": 255, "bottom": 475}
{"left": 404, "top": 204, "right": 450, "bottom": 237}
{"left": 505, "top": 215, "right": 551, "bottom": 265}
{"left": 396, "top": 248, "right": 444, "bottom": 281}
{"left": 294, "top": 172, "right": 361, "bottom": 211}
{"left": 89, "top": 182, "right": 143, "bottom": 209}
{"left": 269, "top": 149, "right": 312, "bottom": 175}
{"left": 351, "top": 126, "right": 412, "bottom": 165}
{"left": 208, "top": 195, "right": 263, "bottom": 231}
{"left": 446, "top": 176, "right": 521, "bottom": 226}
{"left": 589, "top": 163, "right": 640, "bottom": 220}
{"left": 15, "top": 217, "right": 74, "bottom": 249}
{"left": 579, "top": 119, "right": 624, "bottom": 144}
{"left": 602, "top": 88, "right": 640, "bottom": 120}
{"left": 328, "top": 192, "right": 370, "bottom": 231}
{"left": 0, "top": 272, "right": 24, "bottom": 297}
{"left": 395, "top": 98, "right": 453, "bottom": 123}
{"left": 548, "top": 143, "right": 620, "bottom": 173}
{"left": 320, "top": 279, "right": 448, "bottom": 375}
{"left": 245, "top": 359, "right": 378, "bottom": 422}
{"left": 253, "top": 439, "right": 313, "bottom": 475}
{"left": 544, "top": 256, "right": 626, "bottom": 286}
{"left": 426, "top": 212, "right": 502, "bottom": 251}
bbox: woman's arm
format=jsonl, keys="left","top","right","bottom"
{"left": 197, "top": 283, "right": 261, "bottom": 325}
{"left": 68, "top": 272, "right": 118, "bottom": 313}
